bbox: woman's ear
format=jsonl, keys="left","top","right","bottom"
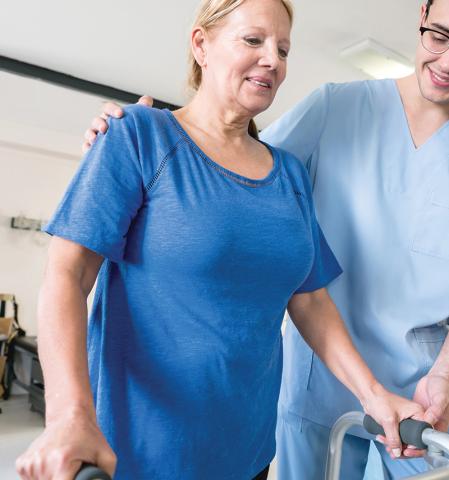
{"left": 191, "top": 27, "right": 208, "bottom": 67}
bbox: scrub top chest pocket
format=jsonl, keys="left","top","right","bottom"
{"left": 412, "top": 184, "right": 449, "bottom": 260}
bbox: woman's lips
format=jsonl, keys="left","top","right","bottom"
{"left": 246, "top": 77, "right": 273, "bottom": 89}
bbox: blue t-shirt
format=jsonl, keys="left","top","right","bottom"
{"left": 45, "top": 105, "right": 341, "bottom": 479}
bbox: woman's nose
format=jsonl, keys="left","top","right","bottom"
{"left": 259, "top": 44, "right": 280, "bottom": 70}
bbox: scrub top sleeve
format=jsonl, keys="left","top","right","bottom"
{"left": 260, "top": 84, "right": 329, "bottom": 168}
{"left": 44, "top": 111, "right": 145, "bottom": 263}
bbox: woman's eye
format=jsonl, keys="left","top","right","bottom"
{"left": 279, "top": 49, "right": 289, "bottom": 58}
{"left": 245, "top": 37, "right": 261, "bottom": 46}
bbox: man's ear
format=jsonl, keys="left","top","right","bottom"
{"left": 420, "top": 3, "right": 428, "bottom": 25}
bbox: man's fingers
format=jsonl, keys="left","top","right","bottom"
{"left": 82, "top": 141, "right": 91, "bottom": 155}
{"left": 424, "top": 400, "right": 447, "bottom": 427}
{"left": 92, "top": 117, "right": 109, "bottom": 135}
{"left": 83, "top": 130, "right": 97, "bottom": 147}
{"left": 403, "top": 446, "right": 426, "bottom": 458}
{"left": 137, "top": 95, "right": 154, "bottom": 107}
{"left": 101, "top": 101, "right": 123, "bottom": 118}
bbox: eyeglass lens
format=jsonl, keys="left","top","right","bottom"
{"left": 422, "top": 29, "right": 449, "bottom": 54}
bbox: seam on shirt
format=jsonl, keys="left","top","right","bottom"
{"left": 144, "top": 138, "right": 184, "bottom": 193}
{"left": 198, "top": 151, "right": 279, "bottom": 187}
{"left": 166, "top": 111, "right": 280, "bottom": 188}
{"left": 320, "top": 83, "right": 331, "bottom": 147}
{"left": 305, "top": 83, "right": 330, "bottom": 184}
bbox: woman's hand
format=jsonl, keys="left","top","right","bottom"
{"left": 82, "top": 95, "right": 153, "bottom": 154}
{"left": 16, "top": 410, "right": 116, "bottom": 480}
{"left": 361, "top": 383, "right": 426, "bottom": 459}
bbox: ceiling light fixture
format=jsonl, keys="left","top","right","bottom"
{"left": 340, "top": 38, "right": 414, "bottom": 79}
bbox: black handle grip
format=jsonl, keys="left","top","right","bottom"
{"left": 74, "top": 464, "right": 112, "bottom": 480}
{"left": 363, "top": 415, "right": 432, "bottom": 449}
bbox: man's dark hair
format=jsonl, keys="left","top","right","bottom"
{"left": 425, "top": 0, "right": 434, "bottom": 19}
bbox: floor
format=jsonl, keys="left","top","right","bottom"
{"left": 0, "top": 395, "right": 45, "bottom": 479}
{"left": 1, "top": 395, "right": 384, "bottom": 480}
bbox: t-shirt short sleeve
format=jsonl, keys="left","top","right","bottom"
{"left": 293, "top": 164, "right": 342, "bottom": 294}
{"left": 44, "top": 110, "right": 145, "bottom": 263}
{"left": 295, "top": 219, "right": 342, "bottom": 294}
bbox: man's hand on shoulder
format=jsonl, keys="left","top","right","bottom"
{"left": 82, "top": 96, "right": 153, "bottom": 154}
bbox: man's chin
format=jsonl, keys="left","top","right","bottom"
{"left": 422, "top": 89, "right": 449, "bottom": 105}
{"left": 418, "top": 80, "right": 449, "bottom": 106}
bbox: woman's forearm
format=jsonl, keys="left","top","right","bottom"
{"left": 287, "top": 289, "right": 381, "bottom": 405}
{"left": 37, "top": 238, "right": 103, "bottom": 424}
{"left": 38, "top": 271, "right": 95, "bottom": 423}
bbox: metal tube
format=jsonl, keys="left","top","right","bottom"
{"left": 424, "top": 430, "right": 449, "bottom": 458}
{"left": 325, "top": 413, "right": 449, "bottom": 480}
{"left": 325, "top": 411, "right": 365, "bottom": 480}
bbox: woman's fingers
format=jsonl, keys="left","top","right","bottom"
{"left": 96, "top": 447, "right": 117, "bottom": 477}
{"left": 381, "top": 416, "right": 403, "bottom": 458}
{"left": 15, "top": 454, "right": 31, "bottom": 480}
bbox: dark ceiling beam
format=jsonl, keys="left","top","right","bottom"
{"left": 0, "top": 55, "right": 180, "bottom": 110}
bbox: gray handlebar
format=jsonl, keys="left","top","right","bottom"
{"left": 363, "top": 415, "right": 432, "bottom": 449}
{"left": 74, "top": 464, "right": 111, "bottom": 480}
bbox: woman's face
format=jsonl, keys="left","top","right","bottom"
{"left": 198, "top": 0, "right": 291, "bottom": 117}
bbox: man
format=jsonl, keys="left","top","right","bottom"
{"left": 260, "top": 1, "right": 449, "bottom": 478}
{"left": 84, "top": 1, "right": 449, "bottom": 478}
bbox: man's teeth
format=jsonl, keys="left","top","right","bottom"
{"left": 432, "top": 71, "right": 449, "bottom": 83}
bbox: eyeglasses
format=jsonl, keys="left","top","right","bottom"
{"left": 420, "top": 26, "right": 449, "bottom": 54}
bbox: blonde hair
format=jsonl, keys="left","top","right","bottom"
{"left": 187, "top": 0, "right": 294, "bottom": 139}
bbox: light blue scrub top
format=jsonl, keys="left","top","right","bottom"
{"left": 261, "top": 79, "right": 449, "bottom": 432}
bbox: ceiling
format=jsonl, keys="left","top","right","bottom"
{"left": 0, "top": 0, "right": 424, "bottom": 158}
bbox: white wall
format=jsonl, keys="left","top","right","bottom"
{"left": 0, "top": 144, "right": 78, "bottom": 335}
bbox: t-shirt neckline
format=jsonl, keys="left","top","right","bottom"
{"left": 163, "top": 109, "right": 280, "bottom": 187}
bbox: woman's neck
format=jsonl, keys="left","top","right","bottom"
{"left": 175, "top": 88, "right": 253, "bottom": 145}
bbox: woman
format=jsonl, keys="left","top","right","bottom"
{"left": 17, "top": 0, "right": 425, "bottom": 479}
